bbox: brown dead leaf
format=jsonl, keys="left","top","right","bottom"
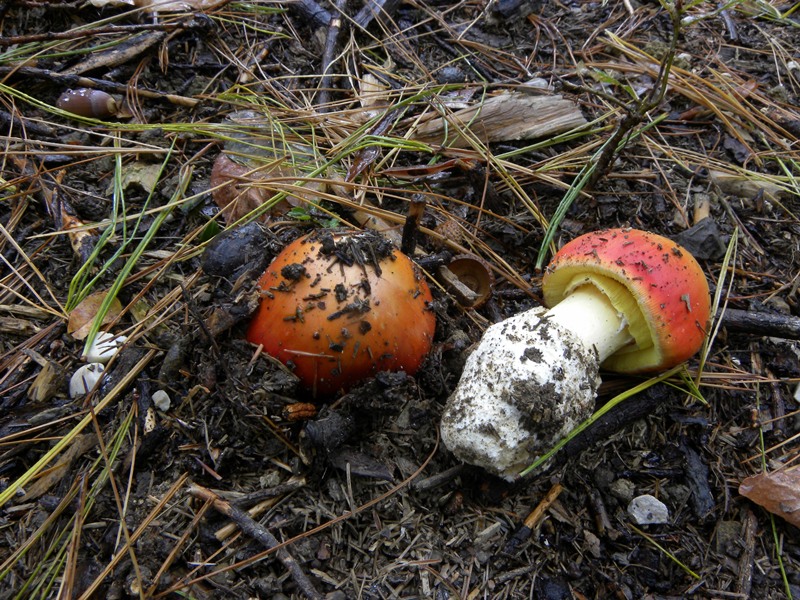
{"left": 739, "top": 470, "right": 800, "bottom": 528}
{"left": 67, "top": 291, "right": 123, "bottom": 340}
{"left": 210, "top": 153, "right": 306, "bottom": 223}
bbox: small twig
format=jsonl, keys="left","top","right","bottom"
{"left": 412, "top": 464, "right": 465, "bottom": 492}
{"left": 0, "top": 66, "right": 199, "bottom": 108}
{"left": 317, "top": 0, "right": 347, "bottom": 109}
{"left": 503, "top": 482, "right": 563, "bottom": 553}
{"left": 720, "top": 308, "right": 800, "bottom": 340}
{"left": 231, "top": 475, "right": 307, "bottom": 508}
{"left": 188, "top": 484, "right": 324, "bottom": 600}
{"left": 0, "top": 21, "right": 192, "bottom": 46}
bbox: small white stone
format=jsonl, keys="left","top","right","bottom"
{"left": 627, "top": 494, "right": 670, "bottom": 525}
{"left": 69, "top": 363, "right": 105, "bottom": 398}
{"left": 84, "top": 332, "right": 127, "bottom": 363}
{"left": 152, "top": 390, "right": 171, "bottom": 412}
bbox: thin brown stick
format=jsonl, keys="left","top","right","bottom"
{"left": 0, "top": 66, "right": 199, "bottom": 108}
{"left": 316, "top": 0, "right": 347, "bottom": 109}
{"left": 188, "top": 484, "right": 324, "bottom": 600}
{"left": 503, "top": 482, "right": 563, "bottom": 553}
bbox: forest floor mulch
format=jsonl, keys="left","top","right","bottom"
{"left": 0, "top": 0, "right": 799, "bottom": 598}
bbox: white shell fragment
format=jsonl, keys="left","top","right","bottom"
{"left": 83, "top": 332, "right": 127, "bottom": 363}
{"left": 627, "top": 494, "right": 670, "bottom": 525}
{"left": 69, "top": 363, "right": 105, "bottom": 398}
{"left": 440, "top": 308, "right": 600, "bottom": 479}
{"left": 152, "top": 390, "right": 171, "bottom": 412}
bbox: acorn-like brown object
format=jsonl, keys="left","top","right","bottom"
{"left": 57, "top": 88, "right": 118, "bottom": 119}
{"left": 445, "top": 254, "right": 493, "bottom": 308}
{"left": 247, "top": 230, "right": 436, "bottom": 397}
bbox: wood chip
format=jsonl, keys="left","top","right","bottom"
{"left": 412, "top": 92, "right": 586, "bottom": 147}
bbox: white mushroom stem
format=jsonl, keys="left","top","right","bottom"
{"left": 440, "top": 284, "right": 634, "bottom": 479}
{"left": 545, "top": 285, "right": 633, "bottom": 363}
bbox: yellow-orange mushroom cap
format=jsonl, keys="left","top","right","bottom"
{"left": 247, "top": 230, "right": 436, "bottom": 397}
{"left": 542, "top": 228, "right": 711, "bottom": 373}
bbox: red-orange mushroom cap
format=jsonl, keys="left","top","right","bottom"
{"left": 542, "top": 228, "right": 711, "bottom": 373}
{"left": 246, "top": 230, "right": 436, "bottom": 397}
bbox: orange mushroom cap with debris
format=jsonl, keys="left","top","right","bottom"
{"left": 246, "top": 230, "right": 436, "bottom": 398}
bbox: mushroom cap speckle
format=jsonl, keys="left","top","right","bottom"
{"left": 543, "top": 228, "right": 711, "bottom": 373}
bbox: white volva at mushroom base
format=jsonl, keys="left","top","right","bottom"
{"left": 440, "top": 308, "right": 601, "bottom": 479}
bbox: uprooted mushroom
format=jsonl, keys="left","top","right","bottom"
{"left": 440, "top": 228, "right": 711, "bottom": 479}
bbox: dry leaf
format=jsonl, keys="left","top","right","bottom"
{"left": 67, "top": 291, "right": 123, "bottom": 340}
{"left": 739, "top": 470, "right": 800, "bottom": 528}
{"left": 708, "top": 169, "right": 787, "bottom": 201}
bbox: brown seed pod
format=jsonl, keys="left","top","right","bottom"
{"left": 57, "top": 88, "right": 118, "bottom": 118}
{"left": 445, "top": 254, "right": 493, "bottom": 308}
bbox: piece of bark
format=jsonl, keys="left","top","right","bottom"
{"left": 709, "top": 169, "right": 788, "bottom": 201}
{"left": 24, "top": 349, "right": 67, "bottom": 403}
{"left": 20, "top": 434, "right": 97, "bottom": 502}
{"left": 412, "top": 92, "right": 586, "bottom": 147}
{"left": 61, "top": 32, "right": 167, "bottom": 75}
{"left": 680, "top": 438, "right": 715, "bottom": 518}
{"left": 721, "top": 308, "right": 800, "bottom": 340}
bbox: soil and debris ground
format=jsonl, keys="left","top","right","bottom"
{"left": 1, "top": 0, "right": 799, "bottom": 598}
